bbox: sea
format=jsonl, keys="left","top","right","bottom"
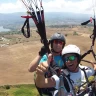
{"left": 0, "top": 26, "right": 10, "bottom": 32}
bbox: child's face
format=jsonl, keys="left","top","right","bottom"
{"left": 64, "top": 53, "right": 79, "bottom": 72}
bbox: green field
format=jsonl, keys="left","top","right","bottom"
{"left": 0, "top": 84, "right": 39, "bottom": 96}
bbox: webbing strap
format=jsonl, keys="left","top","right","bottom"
{"left": 21, "top": 18, "right": 30, "bottom": 38}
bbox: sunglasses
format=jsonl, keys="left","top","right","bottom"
{"left": 63, "top": 55, "right": 76, "bottom": 62}
{"left": 53, "top": 40, "right": 64, "bottom": 45}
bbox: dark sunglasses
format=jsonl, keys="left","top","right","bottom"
{"left": 53, "top": 40, "right": 64, "bottom": 45}
{"left": 63, "top": 55, "right": 76, "bottom": 62}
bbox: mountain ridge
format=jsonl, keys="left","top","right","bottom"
{"left": 0, "top": 12, "right": 92, "bottom": 30}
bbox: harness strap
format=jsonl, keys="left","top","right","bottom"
{"left": 58, "top": 70, "right": 76, "bottom": 96}
{"left": 21, "top": 18, "right": 30, "bottom": 38}
{"left": 91, "top": 49, "right": 96, "bottom": 61}
{"left": 48, "top": 55, "right": 60, "bottom": 76}
{"left": 58, "top": 67, "right": 91, "bottom": 96}
{"left": 80, "top": 67, "right": 89, "bottom": 83}
{"left": 81, "top": 50, "right": 92, "bottom": 59}
{"left": 63, "top": 75, "right": 70, "bottom": 92}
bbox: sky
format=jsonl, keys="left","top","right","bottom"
{"left": 0, "top": 0, "right": 96, "bottom": 15}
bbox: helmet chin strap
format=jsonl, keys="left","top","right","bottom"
{"left": 51, "top": 49, "right": 62, "bottom": 54}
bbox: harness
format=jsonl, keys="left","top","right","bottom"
{"left": 57, "top": 66, "right": 95, "bottom": 96}
{"left": 58, "top": 69, "right": 75, "bottom": 96}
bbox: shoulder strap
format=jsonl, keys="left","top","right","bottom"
{"left": 45, "top": 55, "right": 61, "bottom": 77}
{"left": 79, "top": 67, "right": 89, "bottom": 83}
{"left": 58, "top": 70, "right": 76, "bottom": 96}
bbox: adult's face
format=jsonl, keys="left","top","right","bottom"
{"left": 52, "top": 39, "right": 64, "bottom": 53}
{"left": 63, "top": 53, "right": 79, "bottom": 72}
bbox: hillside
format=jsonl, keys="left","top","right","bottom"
{"left": 0, "top": 26, "right": 95, "bottom": 85}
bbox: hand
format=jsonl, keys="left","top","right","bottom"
{"left": 36, "top": 54, "right": 52, "bottom": 75}
{"left": 39, "top": 46, "right": 47, "bottom": 56}
{"left": 90, "top": 61, "right": 96, "bottom": 70}
{"left": 93, "top": 63, "right": 96, "bottom": 70}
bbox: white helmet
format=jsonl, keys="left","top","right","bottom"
{"left": 62, "top": 44, "right": 80, "bottom": 56}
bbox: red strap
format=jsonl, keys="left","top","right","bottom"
{"left": 21, "top": 16, "right": 32, "bottom": 18}
{"left": 90, "top": 17, "right": 93, "bottom": 23}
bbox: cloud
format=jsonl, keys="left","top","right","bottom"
{"left": 0, "top": 0, "right": 26, "bottom": 13}
{"left": 43, "top": 0, "right": 94, "bottom": 14}
{"left": 0, "top": 0, "right": 95, "bottom": 14}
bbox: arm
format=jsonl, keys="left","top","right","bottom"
{"left": 35, "top": 72, "right": 56, "bottom": 88}
{"left": 28, "top": 55, "right": 42, "bottom": 72}
{"left": 35, "top": 54, "right": 60, "bottom": 88}
{"left": 28, "top": 46, "right": 47, "bottom": 72}
{"left": 93, "top": 63, "right": 96, "bottom": 71}
{"left": 90, "top": 62, "right": 96, "bottom": 71}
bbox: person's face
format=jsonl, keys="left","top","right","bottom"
{"left": 52, "top": 40, "right": 65, "bottom": 53}
{"left": 63, "top": 53, "right": 79, "bottom": 72}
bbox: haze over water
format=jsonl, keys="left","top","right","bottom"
{"left": 0, "top": 26, "right": 10, "bottom": 32}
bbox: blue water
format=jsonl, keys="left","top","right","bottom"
{"left": 0, "top": 26, "right": 10, "bottom": 32}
